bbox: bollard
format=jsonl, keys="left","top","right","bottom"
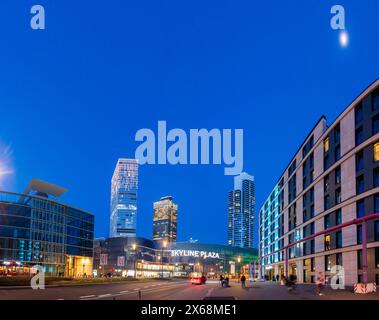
{"left": 138, "top": 290, "right": 142, "bottom": 300}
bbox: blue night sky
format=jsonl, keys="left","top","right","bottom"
{"left": 0, "top": 1, "right": 378, "bottom": 248}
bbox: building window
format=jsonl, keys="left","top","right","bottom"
{"left": 324, "top": 214, "right": 331, "bottom": 229}
{"left": 336, "top": 209, "right": 342, "bottom": 225}
{"left": 336, "top": 252, "right": 342, "bottom": 266}
{"left": 356, "top": 175, "right": 364, "bottom": 194}
{"left": 335, "top": 167, "right": 341, "bottom": 185}
{"left": 374, "top": 90, "right": 379, "bottom": 111}
{"left": 355, "top": 104, "right": 363, "bottom": 124}
{"left": 374, "top": 143, "right": 379, "bottom": 162}
{"left": 336, "top": 231, "right": 342, "bottom": 248}
{"left": 335, "top": 145, "right": 341, "bottom": 161}
{"left": 358, "top": 249, "right": 362, "bottom": 269}
{"left": 357, "top": 200, "right": 365, "bottom": 218}
{"left": 375, "top": 221, "right": 379, "bottom": 241}
{"left": 324, "top": 137, "right": 330, "bottom": 153}
{"left": 335, "top": 188, "right": 341, "bottom": 204}
{"left": 324, "top": 195, "right": 330, "bottom": 211}
{"left": 324, "top": 176, "right": 329, "bottom": 193}
{"left": 311, "top": 239, "right": 315, "bottom": 254}
{"left": 310, "top": 205, "right": 315, "bottom": 218}
{"left": 355, "top": 127, "right": 363, "bottom": 146}
{"left": 375, "top": 194, "right": 379, "bottom": 212}
{"left": 324, "top": 154, "right": 330, "bottom": 170}
{"left": 325, "top": 255, "right": 331, "bottom": 271}
{"left": 311, "top": 257, "right": 315, "bottom": 271}
{"left": 376, "top": 247, "right": 379, "bottom": 268}
{"left": 373, "top": 115, "right": 379, "bottom": 135}
{"left": 357, "top": 224, "right": 362, "bottom": 244}
{"left": 356, "top": 152, "right": 364, "bottom": 171}
{"left": 325, "top": 234, "right": 331, "bottom": 251}
{"left": 374, "top": 168, "right": 379, "bottom": 188}
{"left": 334, "top": 125, "right": 341, "bottom": 143}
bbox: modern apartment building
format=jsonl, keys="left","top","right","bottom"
{"left": 153, "top": 196, "right": 178, "bottom": 244}
{"left": 110, "top": 158, "right": 138, "bottom": 237}
{"left": 228, "top": 172, "right": 255, "bottom": 248}
{"left": 259, "top": 79, "right": 379, "bottom": 286}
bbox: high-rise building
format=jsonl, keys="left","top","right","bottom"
{"left": 153, "top": 196, "right": 178, "bottom": 244}
{"left": 259, "top": 79, "right": 379, "bottom": 286}
{"left": 228, "top": 172, "right": 255, "bottom": 248}
{"left": 110, "top": 158, "right": 138, "bottom": 237}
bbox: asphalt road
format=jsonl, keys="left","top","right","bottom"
{"left": 0, "top": 280, "right": 378, "bottom": 300}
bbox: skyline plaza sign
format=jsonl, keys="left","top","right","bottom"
{"left": 170, "top": 249, "right": 220, "bottom": 259}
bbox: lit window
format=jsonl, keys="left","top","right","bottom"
{"left": 324, "top": 137, "right": 330, "bottom": 153}
{"left": 375, "top": 143, "right": 379, "bottom": 161}
{"left": 325, "top": 234, "right": 331, "bottom": 251}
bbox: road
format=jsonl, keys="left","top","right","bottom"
{"left": 0, "top": 280, "right": 378, "bottom": 300}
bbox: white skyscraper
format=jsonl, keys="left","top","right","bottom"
{"left": 110, "top": 158, "right": 138, "bottom": 237}
{"left": 228, "top": 172, "right": 255, "bottom": 248}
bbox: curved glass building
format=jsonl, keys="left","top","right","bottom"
{"left": 0, "top": 180, "right": 94, "bottom": 277}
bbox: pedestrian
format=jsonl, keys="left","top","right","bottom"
{"left": 316, "top": 272, "right": 325, "bottom": 296}
{"left": 276, "top": 274, "right": 279, "bottom": 282}
{"left": 219, "top": 274, "right": 224, "bottom": 287}
{"left": 241, "top": 274, "right": 246, "bottom": 288}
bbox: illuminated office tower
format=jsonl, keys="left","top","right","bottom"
{"left": 153, "top": 196, "right": 178, "bottom": 244}
{"left": 110, "top": 159, "right": 138, "bottom": 237}
{"left": 228, "top": 172, "right": 255, "bottom": 248}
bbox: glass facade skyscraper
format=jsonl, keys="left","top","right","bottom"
{"left": 228, "top": 172, "right": 255, "bottom": 248}
{"left": 0, "top": 179, "right": 94, "bottom": 277}
{"left": 110, "top": 158, "right": 138, "bottom": 237}
{"left": 153, "top": 196, "right": 178, "bottom": 244}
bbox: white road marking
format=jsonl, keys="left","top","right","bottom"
{"left": 119, "top": 290, "right": 129, "bottom": 294}
{"left": 205, "top": 288, "right": 215, "bottom": 297}
{"left": 80, "top": 295, "right": 96, "bottom": 299}
{"left": 133, "top": 288, "right": 141, "bottom": 290}
{"left": 98, "top": 294, "right": 112, "bottom": 298}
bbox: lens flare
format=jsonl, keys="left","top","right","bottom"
{"left": 0, "top": 143, "right": 14, "bottom": 189}
{"left": 339, "top": 30, "right": 348, "bottom": 47}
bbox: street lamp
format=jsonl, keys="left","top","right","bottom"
{"left": 161, "top": 240, "right": 167, "bottom": 278}
{"left": 132, "top": 244, "right": 137, "bottom": 279}
{"left": 237, "top": 257, "right": 242, "bottom": 279}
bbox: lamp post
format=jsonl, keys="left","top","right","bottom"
{"left": 161, "top": 240, "right": 167, "bottom": 278}
{"left": 237, "top": 256, "right": 241, "bottom": 279}
{"left": 132, "top": 243, "right": 137, "bottom": 279}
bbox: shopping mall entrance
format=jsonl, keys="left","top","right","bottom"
{"left": 65, "top": 255, "right": 93, "bottom": 277}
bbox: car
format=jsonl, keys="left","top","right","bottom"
{"left": 190, "top": 272, "right": 206, "bottom": 285}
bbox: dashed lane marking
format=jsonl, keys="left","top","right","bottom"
{"left": 80, "top": 295, "right": 96, "bottom": 299}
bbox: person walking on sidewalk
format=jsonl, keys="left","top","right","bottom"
{"left": 240, "top": 274, "right": 246, "bottom": 288}
{"left": 316, "top": 272, "right": 325, "bottom": 296}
